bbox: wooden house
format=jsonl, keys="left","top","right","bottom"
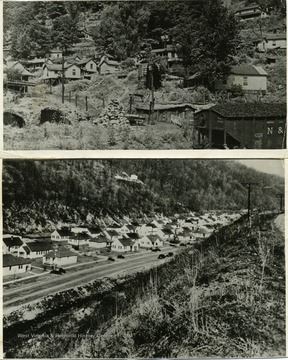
{"left": 215, "top": 65, "right": 268, "bottom": 94}
{"left": 194, "top": 103, "right": 286, "bottom": 149}
{"left": 25, "top": 58, "right": 52, "bottom": 72}
{"left": 42, "top": 63, "right": 81, "bottom": 84}
{"left": 235, "top": 5, "right": 268, "bottom": 20}
{"left": 43, "top": 246, "right": 78, "bottom": 267}
{"left": 49, "top": 49, "right": 63, "bottom": 60}
{"left": 98, "top": 56, "right": 120, "bottom": 75}
{"left": 77, "top": 58, "right": 97, "bottom": 78}
{"left": 3, "top": 254, "right": 32, "bottom": 277}
{"left": 257, "top": 33, "right": 286, "bottom": 52}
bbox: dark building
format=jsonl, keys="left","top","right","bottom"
{"left": 195, "top": 103, "right": 286, "bottom": 149}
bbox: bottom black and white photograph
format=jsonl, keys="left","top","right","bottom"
{"left": 2, "top": 158, "right": 285, "bottom": 358}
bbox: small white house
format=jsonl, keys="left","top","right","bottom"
{"left": 68, "top": 233, "right": 91, "bottom": 247}
{"left": 98, "top": 56, "right": 120, "bottom": 75}
{"left": 89, "top": 234, "right": 112, "bottom": 249}
{"left": 42, "top": 63, "right": 81, "bottom": 81}
{"left": 3, "top": 236, "right": 24, "bottom": 255}
{"left": 49, "top": 49, "right": 63, "bottom": 59}
{"left": 3, "top": 254, "right": 32, "bottom": 277}
{"left": 71, "top": 226, "right": 90, "bottom": 234}
{"left": 215, "top": 65, "right": 268, "bottom": 94}
{"left": 258, "top": 33, "right": 286, "bottom": 52}
{"left": 77, "top": 58, "right": 98, "bottom": 78}
{"left": 51, "top": 229, "right": 74, "bottom": 241}
{"left": 137, "top": 235, "right": 163, "bottom": 248}
{"left": 111, "top": 238, "right": 138, "bottom": 252}
{"left": 20, "top": 240, "right": 54, "bottom": 259}
{"left": 138, "top": 223, "right": 158, "bottom": 236}
{"left": 43, "top": 246, "right": 78, "bottom": 267}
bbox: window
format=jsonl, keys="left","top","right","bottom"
{"left": 243, "top": 76, "right": 248, "bottom": 86}
{"left": 90, "top": 63, "right": 93, "bottom": 69}
{"left": 272, "top": 40, "right": 276, "bottom": 46}
{"left": 72, "top": 69, "right": 76, "bottom": 76}
{"left": 19, "top": 265, "right": 23, "bottom": 269}
{"left": 9, "top": 266, "right": 12, "bottom": 270}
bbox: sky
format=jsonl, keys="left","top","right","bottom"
{"left": 238, "top": 159, "right": 285, "bottom": 178}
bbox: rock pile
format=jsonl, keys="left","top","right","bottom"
{"left": 94, "top": 99, "right": 129, "bottom": 127}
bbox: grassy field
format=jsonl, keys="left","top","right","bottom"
{"left": 4, "top": 121, "right": 194, "bottom": 150}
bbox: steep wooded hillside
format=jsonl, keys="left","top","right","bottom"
{"left": 3, "top": 160, "right": 283, "bottom": 233}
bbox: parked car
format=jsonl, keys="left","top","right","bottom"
{"left": 108, "top": 256, "right": 115, "bottom": 261}
{"left": 180, "top": 243, "right": 187, "bottom": 247}
{"left": 151, "top": 247, "right": 161, "bottom": 252}
{"left": 50, "top": 268, "right": 65, "bottom": 275}
{"left": 158, "top": 254, "right": 166, "bottom": 259}
{"left": 167, "top": 252, "right": 173, "bottom": 257}
{"left": 117, "top": 254, "right": 125, "bottom": 259}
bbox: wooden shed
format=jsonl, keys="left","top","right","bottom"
{"left": 194, "top": 103, "right": 286, "bottom": 149}
{"left": 135, "top": 103, "right": 196, "bottom": 124}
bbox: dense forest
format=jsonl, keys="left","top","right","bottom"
{"left": 3, "top": 160, "right": 284, "bottom": 232}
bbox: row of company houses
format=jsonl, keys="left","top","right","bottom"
{"left": 3, "top": 212, "right": 240, "bottom": 277}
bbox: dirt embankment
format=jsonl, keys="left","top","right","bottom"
{"left": 4, "top": 214, "right": 285, "bottom": 358}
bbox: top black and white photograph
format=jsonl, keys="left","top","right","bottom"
{"left": 3, "top": 0, "right": 287, "bottom": 150}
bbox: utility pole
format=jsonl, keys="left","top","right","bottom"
{"left": 241, "top": 182, "right": 258, "bottom": 221}
{"left": 61, "top": 49, "right": 65, "bottom": 104}
{"left": 276, "top": 193, "right": 284, "bottom": 213}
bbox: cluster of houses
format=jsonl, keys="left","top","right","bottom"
{"left": 3, "top": 212, "right": 241, "bottom": 278}
{"left": 4, "top": 49, "right": 122, "bottom": 90}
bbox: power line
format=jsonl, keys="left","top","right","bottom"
{"left": 276, "top": 193, "right": 284, "bottom": 213}
{"left": 241, "top": 182, "right": 258, "bottom": 221}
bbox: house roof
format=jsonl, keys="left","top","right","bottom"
{"left": 44, "top": 63, "right": 78, "bottom": 71}
{"left": 235, "top": 5, "right": 262, "bottom": 13}
{"left": 26, "top": 241, "right": 54, "bottom": 252}
{"left": 45, "top": 246, "right": 77, "bottom": 258}
{"left": 27, "top": 58, "right": 46, "bottom": 64}
{"left": 74, "top": 233, "right": 91, "bottom": 240}
{"left": 147, "top": 235, "right": 162, "bottom": 244}
{"left": 162, "top": 228, "right": 173, "bottom": 235}
{"left": 3, "top": 254, "right": 31, "bottom": 267}
{"left": 136, "top": 103, "right": 197, "bottom": 111}
{"left": 3, "top": 236, "right": 23, "bottom": 248}
{"left": 264, "top": 33, "right": 286, "bottom": 41}
{"left": 77, "top": 58, "right": 96, "bottom": 65}
{"left": 118, "top": 238, "right": 134, "bottom": 247}
{"left": 87, "top": 226, "right": 102, "bottom": 234}
{"left": 99, "top": 58, "right": 120, "bottom": 67}
{"left": 106, "top": 230, "right": 120, "bottom": 237}
{"left": 127, "top": 232, "right": 140, "bottom": 240}
{"left": 90, "top": 234, "right": 110, "bottom": 243}
{"left": 55, "top": 229, "right": 74, "bottom": 237}
{"left": 146, "top": 223, "right": 158, "bottom": 228}
{"left": 209, "top": 103, "right": 287, "bottom": 118}
{"left": 230, "top": 65, "right": 267, "bottom": 76}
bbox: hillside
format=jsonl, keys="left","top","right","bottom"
{"left": 3, "top": 160, "right": 284, "bottom": 233}
{"left": 3, "top": 213, "right": 285, "bottom": 358}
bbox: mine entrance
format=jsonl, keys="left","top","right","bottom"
{"left": 4, "top": 112, "right": 25, "bottom": 127}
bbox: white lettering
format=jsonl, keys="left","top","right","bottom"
{"left": 267, "top": 127, "right": 273, "bottom": 135}
{"left": 278, "top": 127, "right": 283, "bottom": 134}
